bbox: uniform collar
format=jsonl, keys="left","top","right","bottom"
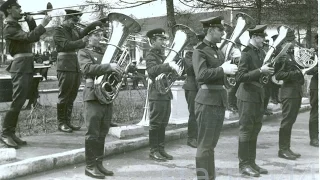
{"left": 150, "top": 47, "right": 164, "bottom": 55}
{"left": 248, "top": 43, "right": 262, "bottom": 52}
{"left": 86, "top": 45, "right": 103, "bottom": 53}
{"left": 203, "top": 39, "right": 218, "bottom": 50}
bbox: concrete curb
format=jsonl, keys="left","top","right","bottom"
{"left": 0, "top": 105, "right": 311, "bottom": 180}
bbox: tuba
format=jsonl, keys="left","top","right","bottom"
{"left": 259, "top": 26, "right": 290, "bottom": 84}
{"left": 94, "top": 13, "right": 141, "bottom": 104}
{"left": 154, "top": 24, "right": 197, "bottom": 94}
{"left": 221, "top": 12, "right": 255, "bottom": 89}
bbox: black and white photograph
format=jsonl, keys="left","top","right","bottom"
{"left": 0, "top": 0, "right": 318, "bottom": 179}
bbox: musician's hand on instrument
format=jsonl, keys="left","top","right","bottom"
{"left": 220, "top": 61, "right": 238, "bottom": 75}
{"left": 82, "top": 36, "right": 89, "bottom": 43}
{"left": 168, "top": 61, "right": 180, "bottom": 73}
{"left": 24, "top": 15, "right": 34, "bottom": 22}
{"left": 260, "top": 64, "right": 274, "bottom": 74}
{"left": 110, "top": 63, "right": 123, "bottom": 75}
{"left": 41, "top": 15, "right": 52, "bottom": 27}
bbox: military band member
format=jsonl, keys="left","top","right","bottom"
{"left": 78, "top": 25, "right": 122, "bottom": 179}
{"left": 193, "top": 16, "right": 238, "bottom": 180}
{"left": 146, "top": 28, "right": 179, "bottom": 162}
{"left": 274, "top": 29, "right": 304, "bottom": 160}
{"left": 307, "top": 34, "right": 318, "bottom": 147}
{"left": 235, "top": 25, "right": 273, "bottom": 177}
{"left": 0, "top": 0, "right": 51, "bottom": 148}
{"left": 182, "top": 33, "right": 204, "bottom": 148}
{"left": 53, "top": 9, "right": 101, "bottom": 133}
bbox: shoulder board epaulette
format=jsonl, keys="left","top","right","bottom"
{"left": 195, "top": 42, "right": 206, "bottom": 50}
{"left": 242, "top": 46, "right": 251, "bottom": 52}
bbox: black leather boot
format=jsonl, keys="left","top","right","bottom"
{"left": 11, "top": 134, "right": 27, "bottom": 146}
{"left": 158, "top": 128, "right": 173, "bottom": 160}
{"left": 309, "top": 121, "right": 319, "bottom": 147}
{"left": 239, "top": 141, "right": 260, "bottom": 177}
{"left": 1, "top": 111, "right": 19, "bottom": 148}
{"left": 249, "top": 139, "right": 268, "bottom": 174}
{"left": 287, "top": 129, "right": 301, "bottom": 158}
{"left": 278, "top": 128, "right": 296, "bottom": 160}
{"left": 85, "top": 140, "right": 105, "bottom": 179}
{"left": 66, "top": 103, "right": 81, "bottom": 131}
{"left": 96, "top": 140, "right": 114, "bottom": 176}
{"left": 149, "top": 130, "right": 166, "bottom": 162}
{"left": 57, "top": 103, "right": 72, "bottom": 133}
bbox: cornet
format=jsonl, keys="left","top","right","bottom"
{"left": 19, "top": 2, "right": 103, "bottom": 22}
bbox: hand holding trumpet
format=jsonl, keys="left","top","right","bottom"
{"left": 40, "top": 15, "right": 52, "bottom": 27}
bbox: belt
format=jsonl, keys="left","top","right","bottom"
{"left": 58, "top": 52, "right": 77, "bottom": 56}
{"left": 86, "top": 78, "right": 94, "bottom": 83}
{"left": 200, "top": 84, "right": 225, "bottom": 90}
{"left": 13, "top": 53, "right": 33, "bottom": 58}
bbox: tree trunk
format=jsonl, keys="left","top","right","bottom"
{"left": 166, "top": 0, "right": 176, "bottom": 40}
{"left": 305, "top": 0, "right": 312, "bottom": 48}
{"left": 255, "top": 0, "right": 262, "bottom": 24}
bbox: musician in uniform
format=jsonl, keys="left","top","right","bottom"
{"left": 236, "top": 25, "right": 273, "bottom": 177}
{"left": 274, "top": 29, "right": 304, "bottom": 160}
{"left": 192, "top": 16, "right": 238, "bottom": 180}
{"left": 78, "top": 25, "right": 122, "bottom": 179}
{"left": 0, "top": 0, "right": 51, "bottom": 148}
{"left": 53, "top": 9, "right": 101, "bottom": 133}
{"left": 182, "top": 33, "right": 204, "bottom": 148}
{"left": 146, "top": 28, "right": 179, "bottom": 162}
{"left": 307, "top": 33, "right": 318, "bottom": 147}
{"left": 269, "top": 35, "right": 281, "bottom": 104}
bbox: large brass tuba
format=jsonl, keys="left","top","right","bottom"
{"left": 221, "top": 12, "right": 255, "bottom": 89}
{"left": 94, "top": 13, "right": 141, "bottom": 104}
{"left": 154, "top": 24, "right": 197, "bottom": 94}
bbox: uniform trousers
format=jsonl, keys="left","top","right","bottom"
{"left": 237, "top": 100, "right": 263, "bottom": 168}
{"left": 2, "top": 73, "right": 33, "bottom": 136}
{"left": 280, "top": 98, "right": 301, "bottom": 130}
{"left": 57, "top": 71, "right": 81, "bottom": 104}
{"left": 184, "top": 90, "right": 198, "bottom": 140}
{"left": 309, "top": 89, "right": 318, "bottom": 140}
{"left": 195, "top": 102, "right": 225, "bottom": 180}
{"left": 84, "top": 100, "right": 112, "bottom": 142}
{"left": 149, "top": 100, "right": 171, "bottom": 130}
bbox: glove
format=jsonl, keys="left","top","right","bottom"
{"left": 81, "top": 21, "right": 103, "bottom": 36}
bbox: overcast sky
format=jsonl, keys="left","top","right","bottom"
{"left": 18, "top": 0, "right": 193, "bottom": 20}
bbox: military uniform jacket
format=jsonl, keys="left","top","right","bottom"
{"left": 192, "top": 39, "right": 227, "bottom": 107}
{"left": 54, "top": 25, "right": 86, "bottom": 72}
{"left": 4, "top": 19, "right": 46, "bottom": 73}
{"left": 146, "top": 48, "right": 173, "bottom": 101}
{"left": 306, "top": 51, "right": 318, "bottom": 90}
{"left": 235, "top": 44, "right": 265, "bottom": 103}
{"left": 274, "top": 54, "right": 304, "bottom": 99}
{"left": 182, "top": 50, "right": 198, "bottom": 91}
{"left": 78, "top": 47, "right": 112, "bottom": 103}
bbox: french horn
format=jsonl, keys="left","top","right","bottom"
{"left": 94, "top": 13, "right": 141, "bottom": 104}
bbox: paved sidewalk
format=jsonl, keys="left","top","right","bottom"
{"left": 0, "top": 104, "right": 311, "bottom": 180}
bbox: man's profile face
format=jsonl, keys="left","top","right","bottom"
{"left": 209, "top": 27, "right": 224, "bottom": 44}
{"left": 152, "top": 36, "right": 166, "bottom": 49}
{"left": 7, "top": 5, "right": 22, "bottom": 20}
{"left": 253, "top": 35, "right": 265, "bottom": 48}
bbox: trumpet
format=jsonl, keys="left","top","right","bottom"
{"left": 20, "top": 2, "right": 103, "bottom": 21}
